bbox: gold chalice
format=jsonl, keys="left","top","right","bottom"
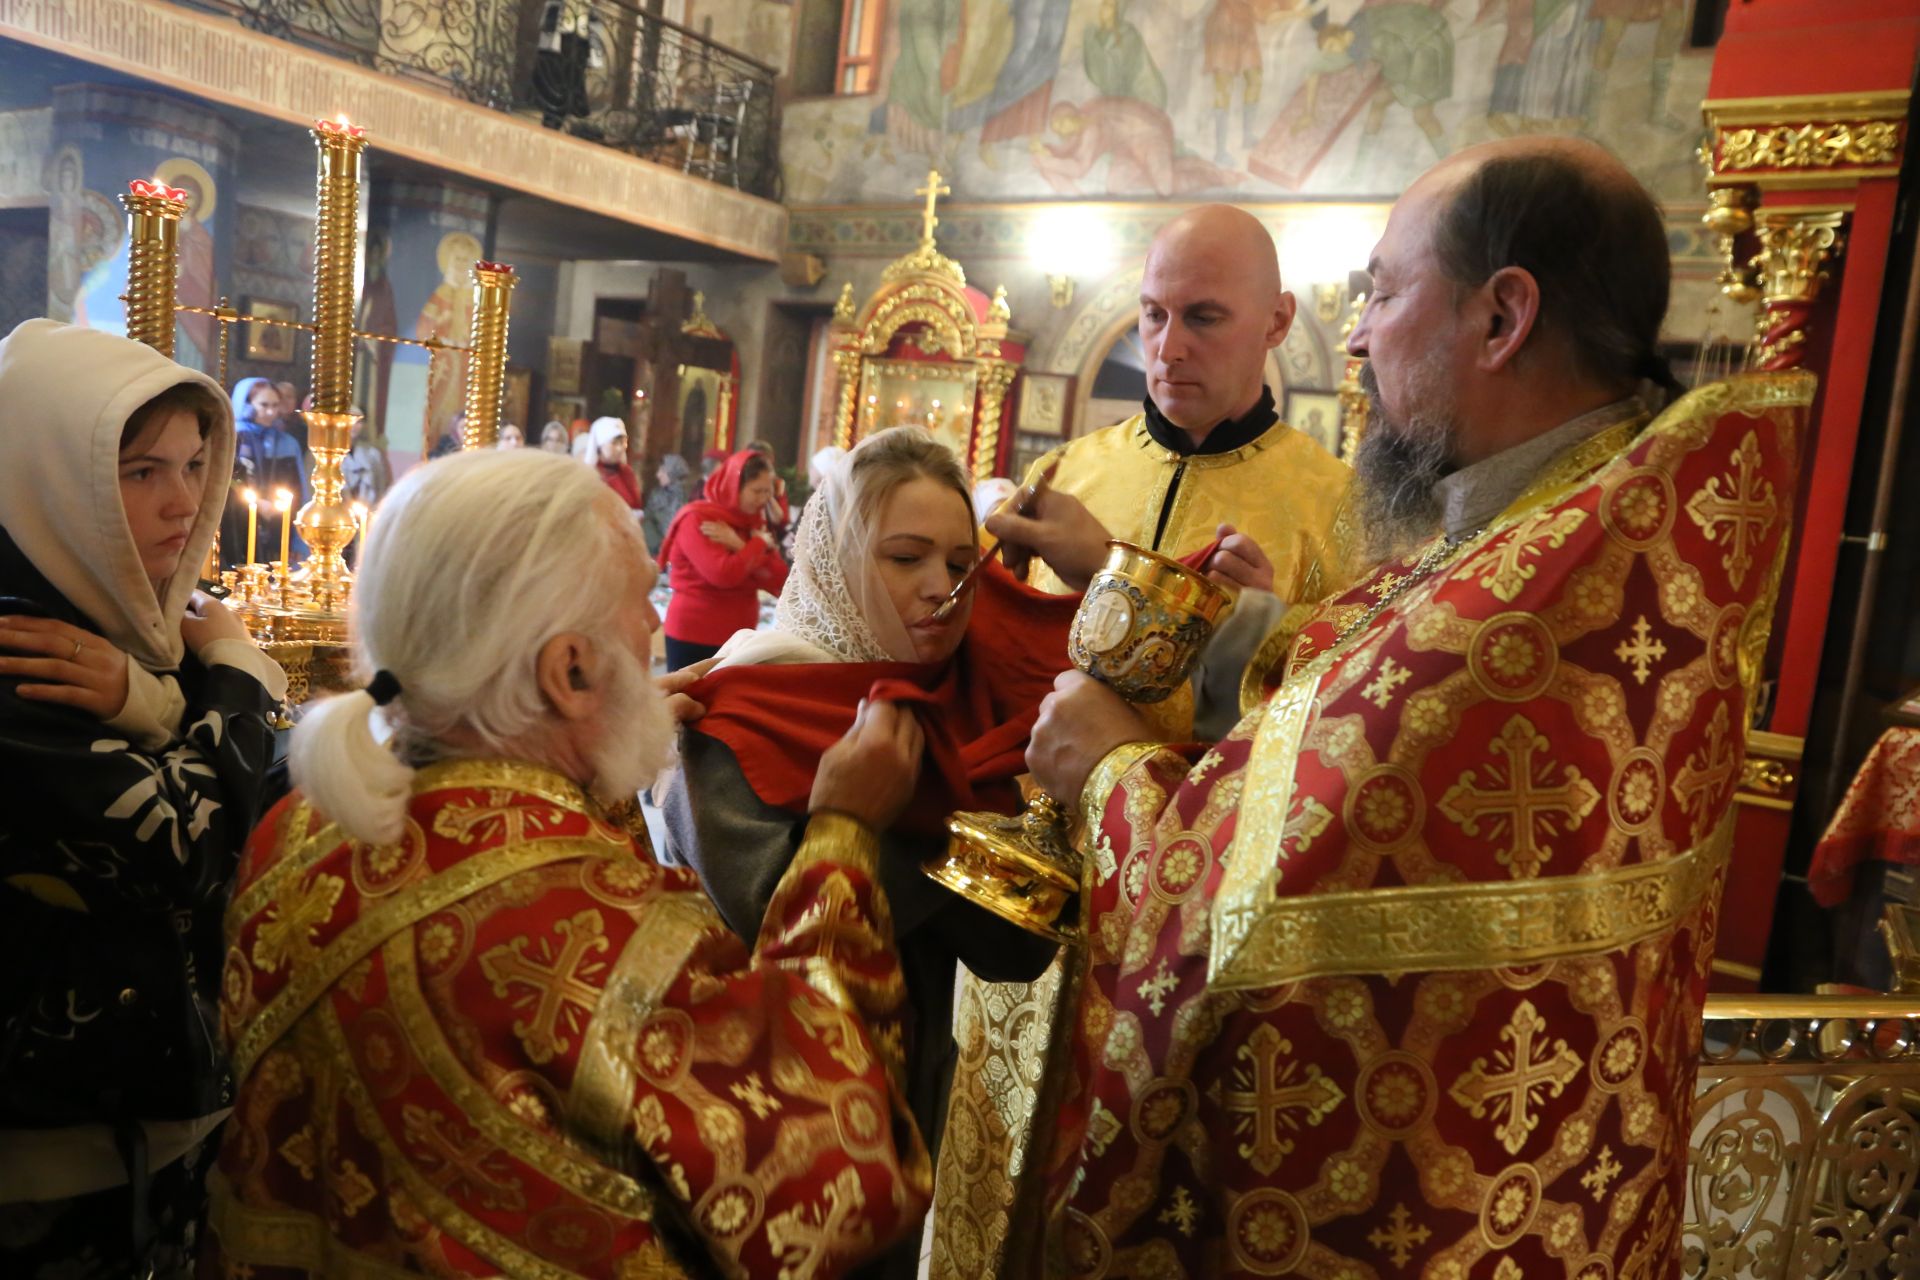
{"left": 926, "top": 541, "right": 1235, "bottom": 940}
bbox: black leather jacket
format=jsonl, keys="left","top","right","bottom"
{"left": 0, "top": 530, "right": 277, "bottom": 1127}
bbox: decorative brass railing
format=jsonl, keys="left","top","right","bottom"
{"left": 171, "top": 0, "right": 778, "bottom": 197}
{"left": 1688, "top": 996, "right": 1920, "bottom": 1277}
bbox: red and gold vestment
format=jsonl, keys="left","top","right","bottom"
{"left": 1044, "top": 374, "right": 1813, "bottom": 1277}
{"left": 204, "top": 759, "right": 932, "bottom": 1279}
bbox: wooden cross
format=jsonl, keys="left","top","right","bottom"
{"left": 1438, "top": 713, "right": 1600, "bottom": 878}
{"left": 1447, "top": 998, "right": 1583, "bottom": 1155}
{"left": 916, "top": 169, "right": 950, "bottom": 246}
{"left": 1220, "top": 1022, "right": 1347, "bottom": 1176}
{"left": 1366, "top": 1203, "right": 1433, "bottom": 1269}
{"left": 478, "top": 909, "right": 610, "bottom": 1064}
{"left": 402, "top": 1103, "right": 527, "bottom": 1210}
{"left": 1684, "top": 430, "right": 1776, "bottom": 588}
{"left": 1614, "top": 615, "right": 1668, "bottom": 686}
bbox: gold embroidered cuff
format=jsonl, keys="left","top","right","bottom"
{"left": 1079, "top": 741, "right": 1173, "bottom": 835}
{"left": 794, "top": 811, "right": 883, "bottom": 878}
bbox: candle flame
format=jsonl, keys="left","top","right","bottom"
{"left": 274, "top": 488, "right": 294, "bottom": 512}
{"left": 243, "top": 487, "right": 258, "bottom": 505}
{"left": 350, "top": 502, "right": 369, "bottom": 522}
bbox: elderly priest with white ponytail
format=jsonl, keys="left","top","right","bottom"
{"left": 204, "top": 448, "right": 936, "bottom": 1278}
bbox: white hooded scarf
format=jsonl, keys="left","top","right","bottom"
{"left": 0, "top": 320, "right": 246, "bottom": 738}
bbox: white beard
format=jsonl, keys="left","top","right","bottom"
{"left": 586, "top": 642, "right": 678, "bottom": 807}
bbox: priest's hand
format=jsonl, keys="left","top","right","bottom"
{"left": 811, "top": 698, "right": 925, "bottom": 830}
{"left": 654, "top": 657, "right": 715, "bottom": 724}
{"left": 1205, "top": 523, "right": 1275, "bottom": 594}
{"left": 1028, "top": 671, "right": 1153, "bottom": 805}
{"left": 986, "top": 490, "right": 1111, "bottom": 590}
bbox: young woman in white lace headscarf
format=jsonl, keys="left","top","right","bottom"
{"left": 658, "top": 429, "right": 1071, "bottom": 1277}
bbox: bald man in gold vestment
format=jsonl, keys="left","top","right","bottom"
{"left": 930, "top": 205, "right": 1355, "bottom": 1280}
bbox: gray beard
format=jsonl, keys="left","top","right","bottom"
{"left": 1351, "top": 361, "right": 1455, "bottom": 563}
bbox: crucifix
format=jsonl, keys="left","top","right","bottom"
{"left": 916, "top": 169, "right": 951, "bottom": 247}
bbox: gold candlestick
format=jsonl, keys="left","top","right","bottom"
{"left": 120, "top": 180, "right": 188, "bottom": 357}
{"left": 461, "top": 262, "right": 518, "bottom": 449}
{"left": 275, "top": 488, "right": 294, "bottom": 569}
{"left": 292, "top": 116, "right": 368, "bottom": 613}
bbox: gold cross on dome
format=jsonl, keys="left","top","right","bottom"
{"left": 916, "top": 169, "right": 951, "bottom": 247}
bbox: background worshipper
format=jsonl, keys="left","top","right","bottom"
{"left": 208, "top": 448, "right": 936, "bottom": 1277}
{"left": 641, "top": 450, "right": 693, "bottom": 552}
{"left": 272, "top": 379, "right": 306, "bottom": 452}
{"left": 220, "top": 375, "right": 310, "bottom": 568}
{"left": 658, "top": 430, "right": 1065, "bottom": 1278}
{"left": 537, "top": 418, "right": 570, "bottom": 454}
{"left": 494, "top": 421, "right": 524, "bottom": 449}
{"left": 657, "top": 448, "right": 788, "bottom": 670}
{"left": 0, "top": 320, "right": 287, "bottom": 1280}
{"left": 742, "top": 435, "right": 793, "bottom": 539}
{"left": 427, "top": 412, "right": 465, "bottom": 460}
{"left": 1000, "top": 202, "right": 1357, "bottom": 738}
{"left": 570, "top": 426, "right": 596, "bottom": 463}
{"left": 589, "top": 415, "right": 642, "bottom": 510}
{"left": 339, "top": 411, "right": 392, "bottom": 508}
{"left": 1019, "top": 137, "right": 1757, "bottom": 1274}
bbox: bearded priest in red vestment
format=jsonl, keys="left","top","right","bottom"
{"left": 204, "top": 449, "right": 935, "bottom": 1278}
{"left": 1020, "top": 138, "right": 1812, "bottom": 1277}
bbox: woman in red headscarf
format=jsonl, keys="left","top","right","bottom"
{"left": 657, "top": 448, "right": 788, "bottom": 670}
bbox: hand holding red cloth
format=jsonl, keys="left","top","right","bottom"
{"left": 683, "top": 536, "right": 1228, "bottom": 835}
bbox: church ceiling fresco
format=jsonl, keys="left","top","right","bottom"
{"left": 780, "top": 0, "right": 1710, "bottom": 206}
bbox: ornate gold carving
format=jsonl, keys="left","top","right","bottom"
{"left": 1721, "top": 121, "right": 1901, "bottom": 172}
{"left": 881, "top": 169, "right": 965, "bottom": 286}
{"left": 680, "top": 290, "right": 723, "bottom": 340}
{"left": 1701, "top": 184, "right": 1761, "bottom": 304}
{"left": 1687, "top": 995, "right": 1920, "bottom": 1278}
{"left": 120, "top": 180, "right": 188, "bottom": 356}
{"left": 970, "top": 359, "right": 1018, "bottom": 480}
{"left": 832, "top": 281, "right": 855, "bottom": 322}
{"left": 1737, "top": 756, "right": 1796, "bottom": 797}
{"left": 460, "top": 267, "right": 516, "bottom": 445}
{"left": 1753, "top": 213, "right": 1847, "bottom": 306}
{"left": 987, "top": 284, "right": 1011, "bottom": 325}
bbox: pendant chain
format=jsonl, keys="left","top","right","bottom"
{"left": 1329, "top": 529, "right": 1481, "bottom": 651}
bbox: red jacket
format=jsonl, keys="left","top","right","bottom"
{"left": 597, "top": 460, "right": 642, "bottom": 509}
{"left": 660, "top": 450, "right": 789, "bottom": 645}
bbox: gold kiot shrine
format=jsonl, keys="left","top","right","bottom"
{"left": 828, "top": 170, "right": 1027, "bottom": 480}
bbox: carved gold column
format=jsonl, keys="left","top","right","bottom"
{"left": 294, "top": 116, "right": 369, "bottom": 613}
{"left": 830, "top": 282, "right": 861, "bottom": 449}
{"left": 461, "top": 262, "right": 517, "bottom": 449}
{"left": 120, "top": 180, "right": 188, "bottom": 357}
{"left": 1335, "top": 293, "right": 1369, "bottom": 465}
{"left": 971, "top": 360, "right": 1018, "bottom": 480}
{"left": 1751, "top": 211, "right": 1847, "bottom": 371}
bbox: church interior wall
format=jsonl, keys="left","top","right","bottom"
{"left": 684, "top": 0, "right": 1735, "bottom": 463}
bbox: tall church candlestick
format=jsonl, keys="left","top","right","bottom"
{"left": 120, "top": 180, "right": 188, "bottom": 358}
{"left": 294, "top": 116, "right": 369, "bottom": 610}
{"left": 461, "top": 262, "right": 517, "bottom": 449}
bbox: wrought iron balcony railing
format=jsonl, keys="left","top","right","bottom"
{"left": 176, "top": 0, "right": 778, "bottom": 198}
{"left": 1689, "top": 996, "right": 1920, "bottom": 1278}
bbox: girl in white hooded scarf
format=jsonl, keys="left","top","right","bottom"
{"left": 0, "top": 321, "right": 287, "bottom": 1279}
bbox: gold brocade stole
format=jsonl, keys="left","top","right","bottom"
{"left": 1205, "top": 415, "right": 1743, "bottom": 990}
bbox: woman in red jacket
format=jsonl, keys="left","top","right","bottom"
{"left": 658, "top": 449, "right": 788, "bottom": 670}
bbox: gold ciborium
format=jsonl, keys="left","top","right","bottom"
{"left": 926, "top": 541, "right": 1234, "bottom": 940}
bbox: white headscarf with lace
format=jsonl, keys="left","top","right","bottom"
{"left": 711, "top": 428, "right": 966, "bottom": 668}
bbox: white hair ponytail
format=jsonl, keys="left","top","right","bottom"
{"left": 288, "top": 449, "right": 640, "bottom": 844}
{"left": 289, "top": 688, "right": 413, "bottom": 844}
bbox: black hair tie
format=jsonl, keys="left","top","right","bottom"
{"left": 367, "top": 669, "right": 403, "bottom": 706}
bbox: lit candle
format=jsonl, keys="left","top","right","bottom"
{"left": 243, "top": 488, "right": 259, "bottom": 564}
{"left": 275, "top": 488, "right": 294, "bottom": 567}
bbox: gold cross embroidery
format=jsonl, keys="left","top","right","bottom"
{"left": 1684, "top": 429, "right": 1776, "bottom": 588}
{"left": 431, "top": 790, "right": 560, "bottom": 846}
{"left": 1366, "top": 1202, "right": 1432, "bottom": 1268}
{"left": 478, "top": 909, "right": 610, "bottom": 1064}
{"left": 1582, "top": 1143, "right": 1623, "bottom": 1201}
{"left": 729, "top": 1071, "right": 783, "bottom": 1120}
{"left": 1465, "top": 509, "right": 1588, "bottom": 603}
{"left": 1158, "top": 1186, "right": 1200, "bottom": 1237}
{"left": 1138, "top": 960, "right": 1178, "bottom": 1017}
{"left": 400, "top": 1102, "right": 526, "bottom": 1211}
{"left": 1673, "top": 701, "right": 1738, "bottom": 840}
{"left": 1614, "top": 615, "right": 1668, "bottom": 686}
{"left": 1447, "top": 999, "right": 1582, "bottom": 1155}
{"left": 1362, "top": 657, "right": 1412, "bottom": 709}
{"left": 765, "top": 1166, "right": 867, "bottom": 1276}
{"left": 1438, "top": 713, "right": 1600, "bottom": 879}
{"left": 1220, "top": 1022, "right": 1346, "bottom": 1175}
{"left": 251, "top": 872, "right": 345, "bottom": 974}
{"left": 1367, "top": 570, "right": 1406, "bottom": 601}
